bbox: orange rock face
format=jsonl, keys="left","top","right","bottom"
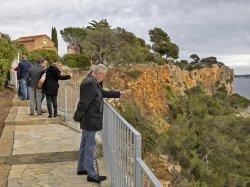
{"left": 104, "top": 64, "right": 233, "bottom": 132}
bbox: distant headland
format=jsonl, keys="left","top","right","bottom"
{"left": 234, "top": 75, "right": 250, "bottom": 79}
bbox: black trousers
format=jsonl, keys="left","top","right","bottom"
{"left": 46, "top": 95, "right": 57, "bottom": 115}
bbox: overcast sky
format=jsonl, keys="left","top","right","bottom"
{"left": 1, "top": 0, "right": 249, "bottom": 74}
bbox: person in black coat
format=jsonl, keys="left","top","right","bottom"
{"left": 76, "top": 64, "right": 130, "bottom": 183}
{"left": 43, "top": 63, "right": 70, "bottom": 118}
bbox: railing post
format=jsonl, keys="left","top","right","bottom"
{"left": 111, "top": 112, "right": 116, "bottom": 186}
{"left": 134, "top": 135, "right": 142, "bottom": 187}
{"left": 64, "top": 81, "right": 68, "bottom": 121}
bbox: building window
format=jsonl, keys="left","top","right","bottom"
{"left": 43, "top": 39, "right": 47, "bottom": 45}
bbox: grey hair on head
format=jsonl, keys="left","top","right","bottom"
{"left": 21, "top": 55, "right": 27, "bottom": 60}
{"left": 91, "top": 63, "right": 108, "bottom": 73}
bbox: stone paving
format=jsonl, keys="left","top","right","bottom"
{"left": 13, "top": 107, "right": 61, "bottom": 125}
{"left": 8, "top": 161, "right": 99, "bottom": 187}
{"left": 0, "top": 96, "right": 111, "bottom": 187}
{"left": 13, "top": 124, "right": 81, "bottom": 155}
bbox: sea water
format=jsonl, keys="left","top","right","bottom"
{"left": 233, "top": 78, "right": 250, "bottom": 99}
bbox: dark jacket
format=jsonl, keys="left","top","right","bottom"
{"left": 78, "top": 74, "right": 120, "bottom": 131}
{"left": 26, "top": 64, "right": 45, "bottom": 89}
{"left": 17, "top": 60, "right": 32, "bottom": 80}
{"left": 43, "top": 65, "right": 70, "bottom": 96}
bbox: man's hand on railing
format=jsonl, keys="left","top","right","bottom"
{"left": 120, "top": 90, "right": 131, "bottom": 97}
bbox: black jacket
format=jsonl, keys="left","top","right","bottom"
{"left": 43, "top": 65, "right": 70, "bottom": 96}
{"left": 79, "top": 74, "right": 120, "bottom": 131}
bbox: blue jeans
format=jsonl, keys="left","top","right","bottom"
{"left": 77, "top": 130, "right": 97, "bottom": 178}
{"left": 19, "top": 79, "right": 29, "bottom": 100}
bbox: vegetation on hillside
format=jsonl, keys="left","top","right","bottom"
{"left": 0, "top": 33, "right": 27, "bottom": 89}
{"left": 62, "top": 53, "right": 91, "bottom": 68}
{"left": 175, "top": 54, "right": 225, "bottom": 71}
{"left": 59, "top": 19, "right": 228, "bottom": 78}
{"left": 118, "top": 85, "right": 250, "bottom": 186}
{"left": 120, "top": 103, "right": 160, "bottom": 157}
{"left": 164, "top": 87, "right": 250, "bottom": 186}
{"left": 60, "top": 19, "right": 180, "bottom": 66}
{"left": 28, "top": 49, "right": 60, "bottom": 64}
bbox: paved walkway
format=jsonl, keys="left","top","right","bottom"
{"left": 0, "top": 95, "right": 110, "bottom": 187}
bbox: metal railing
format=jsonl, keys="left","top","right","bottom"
{"left": 58, "top": 81, "right": 162, "bottom": 187}
{"left": 103, "top": 101, "right": 162, "bottom": 187}
{"left": 9, "top": 68, "right": 162, "bottom": 186}
{"left": 57, "top": 82, "right": 80, "bottom": 122}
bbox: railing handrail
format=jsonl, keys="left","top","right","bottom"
{"left": 136, "top": 158, "right": 163, "bottom": 187}
{"left": 103, "top": 99, "right": 163, "bottom": 187}
{"left": 104, "top": 100, "right": 141, "bottom": 136}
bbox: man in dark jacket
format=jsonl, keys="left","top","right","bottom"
{"left": 26, "top": 59, "right": 45, "bottom": 115}
{"left": 76, "top": 64, "right": 130, "bottom": 183}
{"left": 17, "top": 55, "right": 32, "bottom": 100}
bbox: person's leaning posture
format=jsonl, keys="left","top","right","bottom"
{"left": 17, "top": 55, "right": 32, "bottom": 100}
{"left": 43, "top": 62, "right": 70, "bottom": 118}
{"left": 76, "top": 64, "right": 130, "bottom": 183}
{"left": 26, "top": 59, "right": 46, "bottom": 115}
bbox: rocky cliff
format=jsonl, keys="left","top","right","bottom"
{"left": 104, "top": 64, "right": 233, "bottom": 131}
{"left": 65, "top": 63, "right": 233, "bottom": 131}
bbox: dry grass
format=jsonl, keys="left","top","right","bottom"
{"left": 0, "top": 88, "right": 15, "bottom": 137}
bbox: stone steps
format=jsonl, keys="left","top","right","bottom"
{"left": 1, "top": 151, "right": 78, "bottom": 165}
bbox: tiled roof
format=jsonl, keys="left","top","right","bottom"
{"left": 17, "top": 34, "right": 50, "bottom": 41}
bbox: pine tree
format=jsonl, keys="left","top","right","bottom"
{"left": 51, "top": 27, "right": 58, "bottom": 52}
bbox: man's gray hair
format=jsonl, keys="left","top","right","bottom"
{"left": 21, "top": 55, "right": 27, "bottom": 61}
{"left": 91, "top": 63, "right": 108, "bottom": 73}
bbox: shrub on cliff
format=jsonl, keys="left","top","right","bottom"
{"left": 120, "top": 103, "right": 160, "bottom": 157}
{"left": 227, "top": 93, "right": 250, "bottom": 108}
{"left": 28, "top": 49, "right": 60, "bottom": 64}
{"left": 126, "top": 70, "right": 143, "bottom": 79}
{"left": 62, "top": 53, "right": 91, "bottom": 68}
{"left": 0, "top": 36, "right": 17, "bottom": 89}
{"left": 164, "top": 88, "right": 250, "bottom": 186}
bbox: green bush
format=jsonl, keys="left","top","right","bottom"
{"left": 187, "top": 64, "right": 204, "bottom": 71}
{"left": 154, "top": 56, "right": 166, "bottom": 65}
{"left": 120, "top": 103, "right": 160, "bottom": 157}
{"left": 28, "top": 49, "right": 60, "bottom": 64}
{"left": 228, "top": 93, "right": 250, "bottom": 108}
{"left": 0, "top": 37, "right": 16, "bottom": 89}
{"left": 0, "top": 59, "right": 10, "bottom": 88}
{"left": 174, "top": 60, "right": 192, "bottom": 70}
{"left": 126, "top": 70, "right": 143, "bottom": 79}
{"left": 164, "top": 88, "right": 250, "bottom": 186}
{"left": 184, "top": 86, "right": 203, "bottom": 95}
{"left": 62, "top": 53, "right": 91, "bottom": 68}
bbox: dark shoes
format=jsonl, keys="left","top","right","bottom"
{"left": 48, "top": 114, "right": 58, "bottom": 118}
{"left": 77, "top": 170, "right": 88, "bottom": 175}
{"left": 87, "top": 175, "right": 107, "bottom": 183}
